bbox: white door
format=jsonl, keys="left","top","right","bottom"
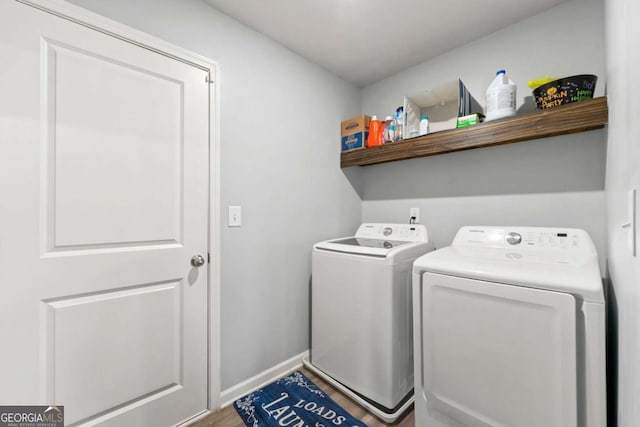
{"left": 420, "top": 272, "right": 577, "bottom": 427}
{"left": 0, "top": 1, "right": 210, "bottom": 426}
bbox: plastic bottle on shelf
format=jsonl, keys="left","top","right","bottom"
{"left": 383, "top": 116, "right": 394, "bottom": 143}
{"left": 419, "top": 115, "right": 429, "bottom": 136}
{"left": 367, "top": 115, "right": 384, "bottom": 147}
{"left": 485, "top": 69, "right": 517, "bottom": 122}
{"left": 394, "top": 107, "right": 404, "bottom": 141}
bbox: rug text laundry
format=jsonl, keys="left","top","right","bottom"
{"left": 262, "top": 392, "right": 348, "bottom": 426}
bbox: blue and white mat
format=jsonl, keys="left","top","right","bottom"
{"left": 233, "top": 371, "right": 367, "bottom": 427}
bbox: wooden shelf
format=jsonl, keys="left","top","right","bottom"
{"left": 341, "top": 96, "right": 608, "bottom": 168}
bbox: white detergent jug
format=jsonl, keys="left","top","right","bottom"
{"left": 485, "top": 69, "right": 516, "bottom": 121}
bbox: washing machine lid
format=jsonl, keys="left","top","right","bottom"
{"left": 413, "top": 226, "right": 604, "bottom": 303}
{"left": 316, "top": 237, "right": 412, "bottom": 257}
{"left": 315, "top": 223, "right": 430, "bottom": 257}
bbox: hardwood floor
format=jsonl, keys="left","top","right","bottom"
{"left": 191, "top": 367, "right": 415, "bottom": 427}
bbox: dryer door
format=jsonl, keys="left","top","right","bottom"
{"left": 419, "top": 272, "right": 577, "bottom": 427}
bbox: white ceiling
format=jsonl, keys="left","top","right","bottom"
{"left": 203, "top": 0, "right": 567, "bottom": 87}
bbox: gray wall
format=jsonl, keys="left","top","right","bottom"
{"left": 65, "top": 0, "right": 362, "bottom": 389}
{"left": 359, "top": 0, "right": 607, "bottom": 268}
{"left": 604, "top": 0, "right": 640, "bottom": 424}
{"left": 64, "top": 0, "right": 617, "bottom": 401}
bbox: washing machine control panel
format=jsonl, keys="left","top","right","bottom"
{"left": 356, "top": 223, "right": 429, "bottom": 242}
{"left": 452, "top": 226, "right": 595, "bottom": 255}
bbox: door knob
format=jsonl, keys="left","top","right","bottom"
{"left": 191, "top": 254, "right": 206, "bottom": 267}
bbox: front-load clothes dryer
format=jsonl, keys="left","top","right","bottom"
{"left": 412, "top": 226, "right": 606, "bottom": 427}
{"left": 304, "top": 223, "right": 434, "bottom": 423}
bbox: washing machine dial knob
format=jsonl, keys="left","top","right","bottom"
{"left": 506, "top": 232, "right": 522, "bottom": 245}
{"left": 383, "top": 227, "right": 393, "bottom": 236}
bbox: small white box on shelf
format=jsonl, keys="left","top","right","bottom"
{"left": 403, "top": 79, "right": 481, "bottom": 137}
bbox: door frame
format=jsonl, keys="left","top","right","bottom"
{"left": 14, "top": 0, "right": 223, "bottom": 415}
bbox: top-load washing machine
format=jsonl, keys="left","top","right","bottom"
{"left": 412, "top": 226, "right": 606, "bottom": 427}
{"left": 304, "top": 223, "right": 434, "bottom": 422}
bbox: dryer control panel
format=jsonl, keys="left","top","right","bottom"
{"left": 452, "top": 226, "right": 597, "bottom": 256}
{"left": 355, "top": 223, "right": 429, "bottom": 243}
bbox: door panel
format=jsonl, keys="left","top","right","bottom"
{"left": 44, "top": 39, "right": 184, "bottom": 250}
{"left": 0, "top": 1, "right": 209, "bottom": 425}
{"left": 43, "top": 281, "right": 181, "bottom": 424}
{"left": 420, "top": 272, "right": 577, "bottom": 427}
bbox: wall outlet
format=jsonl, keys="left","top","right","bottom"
{"left": 410, "top": 207, "right": 420, "bottom": 224}
{"left": 228, "top": 205, "right": 242, "bottom": 227}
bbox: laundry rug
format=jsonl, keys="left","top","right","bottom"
{"left": 233, "top": 371, "right": 367, "bottom": 427}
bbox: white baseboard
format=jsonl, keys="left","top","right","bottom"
{"left": 219, "top": 350, "right": 309, "bottom": 408}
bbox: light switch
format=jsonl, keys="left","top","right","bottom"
{"left": 628, "top": 189, "right": 636, "bottom": 256}
{"left": 228, "top": 205, "right": 242, "bottom": 227}
{"left": 622, "top": 189, "right": 636, "bottom": 256}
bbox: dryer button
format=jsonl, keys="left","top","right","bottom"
{"left": 506, "top": 232, "right": 522, "bottom": 245}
